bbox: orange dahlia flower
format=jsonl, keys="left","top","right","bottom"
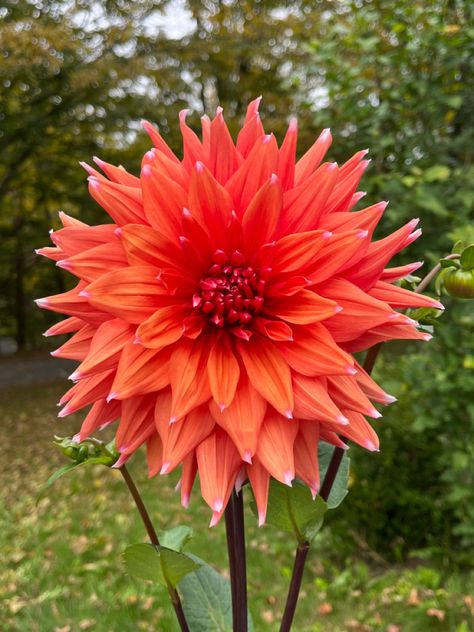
{"left": 37, "top": 99, "right": 442, "bottom": 526}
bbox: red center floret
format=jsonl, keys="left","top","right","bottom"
{"left": 193, "top": 249, "right": 267, "bottom": 328}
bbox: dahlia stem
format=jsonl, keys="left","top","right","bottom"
{"left": 279, "top": 257, "right": 448, "bottom": 630}
{"left": 279, "top": 542, "right": 310, "bottom": 632}
{"left": 119, "top": 465, "right": 190, "bottom": 632}
{"left": 225, "top": 489, "right": 248, "bottom": 632}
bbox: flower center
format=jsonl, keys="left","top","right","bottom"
{"left": 194, "top": 250, "right": 266, "bottom": 328}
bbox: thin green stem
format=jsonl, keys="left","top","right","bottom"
{"left": 119, "top": 465, "right": 190, "bottom": 632}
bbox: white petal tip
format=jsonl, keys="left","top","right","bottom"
{"left": 365, "top": 440, "right": 379, "bottom": 452}
{"left": 284, "top": 409, "right": 293, "bottom": 419}
{"left": 169, "top": 416, "right": 178, "bottom": 424}
{"left": 35, "top": 298, "right": 49, "bottom": 308}
{"left": 369, "top": 408, "right": 383, "bottom": 419}
{"left": 337, "top": 415, "right": 350, "bottom": 425}
{"left": 57, "top": 406, "right": 71, "bottom": 418}
{"left": 218, "top": 403, "right": 227, "bottom": 413}
{"left": 346, "top": 366, "right": 358, "bottom": 375}
{"left": 383, "top": 394, "right": 397, "bottom": 404}
{"left": 283, "top": 470, "right": 294, "bottom": 486}
{"left": 160, "top": 462, "right": 171, "bottom": 475}
{"left": 181, "top": 494, "right": 190, "bottom": 509}
{"left": 50, "top": 349, "right": 60, "bottom": 357}
{"left": 242, "top": 450, "right": 253, "bottom": 464}
{"left": 106, "top": 392, "right": 118, "bottom": 403}
{"left": 212, "top": 499, "right": 223, "bottom": 513}
{"left": 209, "top": 512, "right": 221, "bottom": 528}
{"left": 78, "top": 290, "right": 90, "bottom": 298}
{"left": 258, "top": 511, "right": 266, "bottom": 527}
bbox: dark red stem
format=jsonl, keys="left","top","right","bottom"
{"left": 225, "top": 489, "right": 248, "bottom": 631}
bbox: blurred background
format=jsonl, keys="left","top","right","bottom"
{"left": 1, "top": 1, "right": 473, "bottom": 630}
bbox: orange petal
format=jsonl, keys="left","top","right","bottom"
{"left": 242, "top": 175, "right": 282, "bottom": 251}
{"left": 180, "top": 451, "right": 198, "bottom": 508}
{"left": 278, "top": 118, "right": 297, "bottom": 190}
{"left": 270, "top": 229, "right": 331, "bottom": 276}
{"left": 256, "top": 410, "right": 298, "bottom": 485}
{"left": 238, "top": 336, "right": 293, "bottom": 418}
{"left": 308, "top": 229, "right": 370, "bottom": 284}
{"left": 236, "top": 97, "right": 265, "bottom": 157}
{"left": 58, "top": 370, "right": 115, "bottom": 417}
{"left": 266, "top": 289, "right": 338, "bottom": 325}
{"left": 72, "top": 319, "right": 132, "bottom": 379}
{"left": 280, "top": 323, "right": 354, "bottom": 377}
{"left": 78, "top": 398, "right": 121, "bottom": 440}
{"left": 141, "top": 163, "right": 185, "bottom": 240}
{"left": 252, "top": 317, "right": 294, "bottom": 341}
{"left": 117, "top": 394, "right": 156, "bottom": 454}
{"left": 85, "top": 266, "right": 169, "bottom": 323}
{"left": 88, "top": 177, "right": 145, "bottom": 225}
{"left": 44, "top": 316, "right": 84, "bottom": 337}
{"left": 146, "top": 433, "right": 163, "bottom": 478}
{"left": 207, "top": 334, "right": 240, "bottom": 410}
{"left": 57, "top": 241, "right": 127, "bottom": 282}
{"left": 294, "top": 128, "right": 332, "bottom": 185}
{"left": 327, "top": 375, "right": 381, "bottom": 418}
{"left": 294, "top": 422, "right": 320, "bottom": 498}
{"left": 142, "top": 120, "right": 180, "bottom": 162}
{"left": 120, "top": 223, "right": 185, "bottom": 271}
{"left": 226, "top": 134, "right": 279, "bottom": 217}
{"left": 208, "top": 109, "right": 241, "bottom": 184}
{"left": 158, "top": 402, "right": 215, "bottom": 474}
{"left": 368, "top": 281, "right": 443, "bottom": 310}
{"left": 169, "top": 337, "right": 211, "bottom": 421}
{"left": 179, "top": 109, "right": 208, "bottom": 171}
{"left": 51, "top": 324, "right": 95, "bottom": 360}
{"left": 137, "top": 304, "right": 190, "bottom": 349}
{"left": 353, "top": 361, "right": 396, "bottom": 404}
{"left": 293, "top": 374, "right": 347, "bottom": 424}
{"left": 51, "top": 224, "right": 117, "bottom": 257}
{"left": 110, "top": 341, "right": 170, "bottom": 400}
{"left": 247, "top": 456, "right": 270, "bottom": 526}
{"left": 93, "top": 157, "right": 141, "bottom": 187}
{"left": 209, "top": 373, "right": 267, "bottom": 462}
{"left": 196, "top": 428, "right": 241, "bottom": 519}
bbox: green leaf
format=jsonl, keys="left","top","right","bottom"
{"left": 179, "top": 555, "right": 253, "bottom": 632}
{"left": 159, "top": 525, "right": 193, "bottom": 552}
{"left": 123, "top": 543, "right": 200, "bottom": 588}
{"left": 160, "top": 548, "right": 201, "bottom": 588}
{"left": 123, "top": 543, "right": 164, "bottom": 584}
{"left": 255, "top": 480, "right": 327, "bottom": 543}
{"left": 460, "top": 245, "right": 474, "bottom": 270}
{"left": 318, "top": 442, "right": 350, "bottom": 509}
{"left": 424, "top": 164, "right": 451, "bottom": 182}
{"left": 36, "top": 462, "right": 79, "bottom": 503}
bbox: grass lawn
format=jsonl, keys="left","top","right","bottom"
{"left": 1, "top": 380, "right": 473, "bottom": 631}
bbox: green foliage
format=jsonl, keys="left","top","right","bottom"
{"left": 123, "top": 543, "right": 200, "bottom": 588}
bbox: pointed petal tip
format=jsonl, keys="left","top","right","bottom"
{"left": 422, "top": 333, "right": 433, "bottom": 342}
{"left": 56, "top": 259, "right": 71, "bottom": 271}
{"left": 369, "top": 407, "right": 383, "bottom": 419}
{"left": 357, "top": 229, "right": 369, "bottom": 239}
{"left": 288, "top": 117, "right": 298, "bottom": 132}
{"left": 35, "top": 298, "right": 49, "bottom": 308}
{"left": 141, "top": 164, "right": 152, "bottom": 178}
{"left": 284, "top": 409, "right": 294, "bottom": 420}
{"left": 242, "top": 450, "right": 253, "bottom": 464}
{"left": 169, "top": 415, "right": 178, "bottom": 424}
{"left": 106, "top": 391, "right": 118, "bottom": 403}
{"left": 195, "top": 160, "right": 204, "bottom": 173}
{"left": 114, "top": 227, "right": 122, "bottom": 238}
{"left": 212, "top": 498, "right": 224, "bottom": 513}
{"left": 258, "top": 511, "right": 266, "bottom": 527}
{"left": 57, "top": 405, "right": 71, "bottom": 418}
{"left": 209, "top": 511, "right": 222, "bottom": 528}
{"left": 346, "top": 365, "right": 358, "bottom": 375}
{"left": 133, "top": 335, "right": 142, "bottom": 345}
{"left": 218, "top": 403, "right": 227, "bottom": 413}
{"left": 69, "top": 371, "right": 81, "bottom": 382}
{"left": 78, "top": 290, "right": 90, "bottom": 298}
{"left": 322, "top": 230, "right": 332, "bottom": 240}
{"left": 112, "top": 453, "right": 129, "bottom": 469}
{"left": 365, "top": 440, "right": 380, "bottom": 452}
{"left": 160, "top": 462, "right": 171, "bottom": 475}
{"left": 337, "top": 415, "right": 350, "bottom": 426}
{"left": 283, "top": 470, "right": 294, "bottom": 486}
{"left": 50, "top": 349, "right": 60, "bottom": 357}
{"left": 383, "top": 394, "right": 397, "bottom": 404}
{"left": 334, "top": 305, "right": 343, "bottom": 314}
{"left": 181, "top": 493, "right": 190, "bottom": 509}
{"left": 270, "top": 172, "right": 279, "bottom": 184}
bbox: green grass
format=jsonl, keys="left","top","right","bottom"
{"left": 1, "top": 382, "right": 473, "bottom": 631}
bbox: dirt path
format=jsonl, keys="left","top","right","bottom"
{"left": 0, "top": 351, "right": 75, "bottom": 389}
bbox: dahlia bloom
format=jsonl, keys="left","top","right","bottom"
{"left": 37, "top": 99, "right": 442, "bottom": 526}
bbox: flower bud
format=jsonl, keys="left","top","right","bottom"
{"left": 443, "top": 268, "right": 474, "bottom": 299}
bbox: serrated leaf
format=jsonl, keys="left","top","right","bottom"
{"left": 318, "top": 442, "right": 350, "bottom": 509}
{"left": 460, "top": 245, "right": 474, "bottom": 270}
{"left": 252, "top": 480, "right": 327, "bottom": 543}
{"left": 159, "top": 525, "right": 193, "bottom": 552}
{"left": 179, "top": 555, "right": 253, "bottom": 632}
